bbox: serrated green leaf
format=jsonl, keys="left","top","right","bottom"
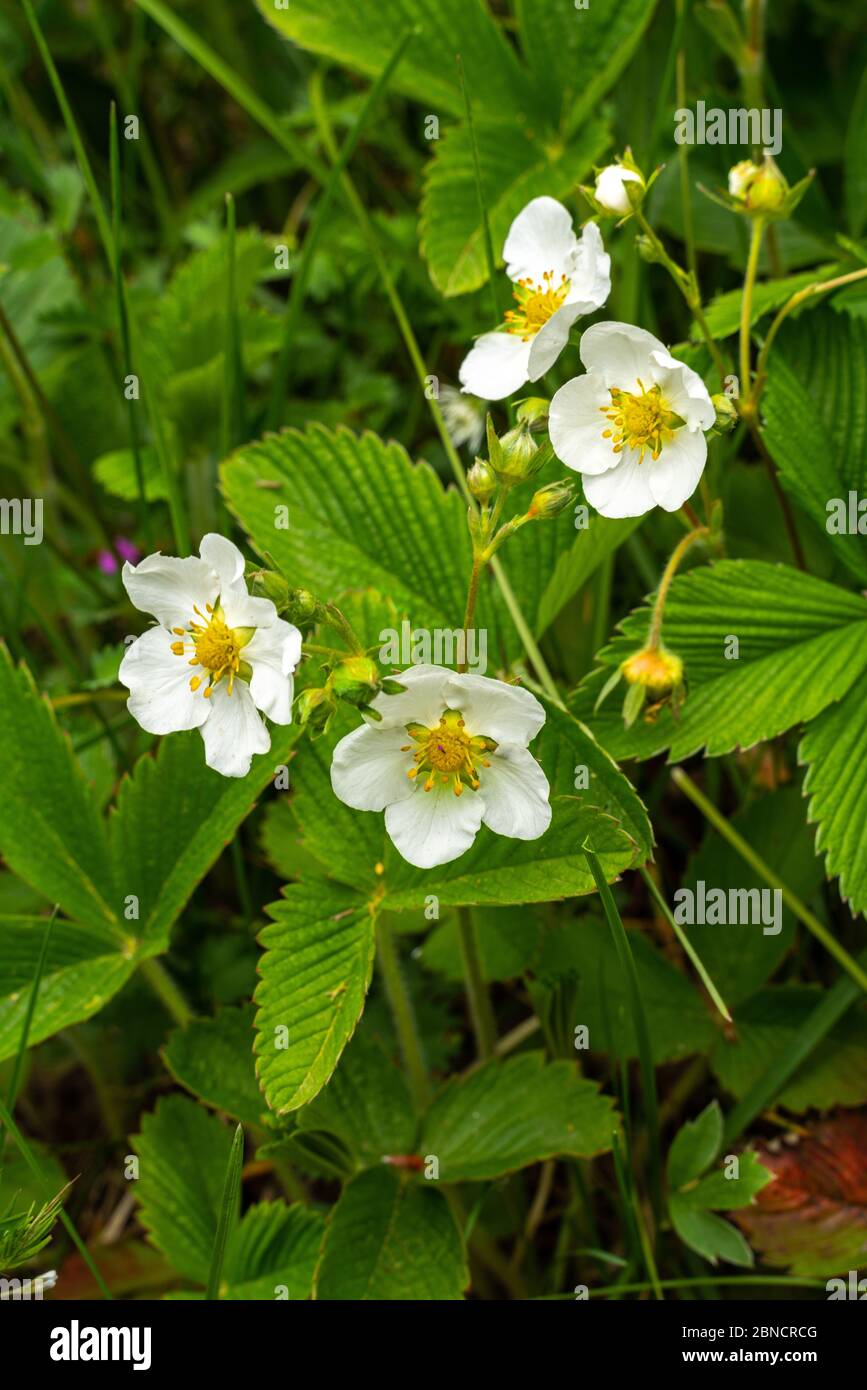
{"left": 762, "top": 310, "right": 867, "bottom": 584}
{"left": 163, "top": 1005, "right": 265, "bottom": 1126}
{"left": 222, "top": 1202, "right": 324, "bottom": 1300}
{"left": 109, "top": 724, "right": 300, "bottom": 952}
{"left": 0, "top": 915, "right": 136, "bottom": 1063}
{"left": 314, "top": 1166, "right": 467, "bottom": 1300}
{"left": 0, "top": 646, "right": 119, "bottom": 929}
{"left": 255, "top": 0, "right": 536, "bottom": 121}
{"left": 667, "top": 1101, "right": 723, "bottom": 1190}
{"left": 254, "top": 882, "right": 377, "bottom": 1115}
{"left": 420, "top": 115, "right": 609, "bottom": 296}
{"left": 571, "top": 561, "right": 867, "bottom": 761}
{"left": 421, "top": 1052, "right": 615, "bottom": 1181}
{"left": 515, "top": 0, "right": 657, "bottom": 127}
{"left": 222, "top": 426, "right": 470, "bottom": 636}
{"left": 133, "top": 1095, "right": 234, "bottom": 1284}
{"left": 297, "top": 1032, "right": 415, "bottom": 1167}
{"left": 800, "top": 667, "right": 867, "bottom": 914}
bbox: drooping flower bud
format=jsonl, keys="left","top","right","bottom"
{"left": 526, "top": 479, "right": 575, "bottom": 520}
{"left": 620, "top": 644, "right": 685, "bottom": 727}
{"left": 295, "top": 685, "right": 337, "bottom": 735}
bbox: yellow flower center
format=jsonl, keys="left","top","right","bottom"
{"left": 402, "top": 710, "right": 496, "bottom": 797}
{"left": 504, "top": 271, "right": 570, "bottom": 340}
{"left": 600, "top": 380, "right": 677, "bottom": 463}
{"left": 170, "top": 605, "right": 253, "bottom": 697}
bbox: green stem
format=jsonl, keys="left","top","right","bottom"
{"left": 457, "top": 907, "right": 497, "bottom": 1060}
{"left": 671, "top": 767, "right": 867, "bottom": 996}
{"left": 376, "top": 919, "right": 430, "bottom": 1110}
{"left": 639, "top": 868, "right": 731, "bottom": 1022}
{"left": 752, "top": 266, "right": 867, "bottom": 405}
{"left": 205, "top": 1123, "right": 244, "bottom": 1300}
{"left": 674, "top": 0, "right": 697, "bottom": 287}
{"left": 647, "top": 527, "right": 708, "bottom": 650}
{"left": 138, "top": 956, "right": 193, "bottom": 1027}
{"left": 739, "top": 217, "right": 765, "bottom": 410}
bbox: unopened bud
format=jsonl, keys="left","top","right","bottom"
{"left": 496, "top": 419, "right": 543, "bottom": 483}
{"left": 295, "top": 685, "right": 336, "bottom": 734}
{"left": 515, "top": 397, "right": 550, "bottom": 429}
{"left": 330, "top": 654, "right": 381, "bottom": 707}
{"left": 282, "top": 588, "right": 321, "bottom": 626}
{"left": 526, "top": 479, "right": 574, "bottom": 519}
{"left": 622, "top": 645, "right": 683, "bottom": 696}
{"left": 728, "top": 156, "right": 787, "bottom": 213}
{"left": 467, "top": 457, "right": 497, "bottom": 502}
{"left": 711, "top": 393, "right": 738, "bottom": 433}
{"left": 249, "top": 568, "right": 290, "bottom": 610}
{"left": 594, "top": 160, "right": 645, "bottom": 217}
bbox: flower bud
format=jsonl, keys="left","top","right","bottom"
{"left": 622, "top": 645, "right": 683, "bottom": 696}
{"left": 330, "top": 654, "right": 381, "bottom": 707}
{"left": 467, "top": 457, "right": 498, "bottom": 502}
{"left": 282, "top": 588, "right": 322, "bottom": 626}
{"left": 594, "top": 162, "right": 645, "bottom": 217}
{"left": 295, "top": 685, "right": 336, "bottom": 734}
{"left": 727, "top": 156, "right": 787, "bottom": 212}
{"left": 710, "top": 393, "right": 738, "bottom": 433}
{"left": 515, "top": 397, "right": 550, "bottom": 428}
{"left": 526, "top": 479, "right": 574, "bottom": 520}
{"left": 495, "top": 419, "right": 544, "bottom": 483}
{"left": 249, "top": 568, "right": 290, "bottom": 610}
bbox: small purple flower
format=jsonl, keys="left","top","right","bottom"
{"left": 97, "top": 536, "right": 141, "bottom": 574}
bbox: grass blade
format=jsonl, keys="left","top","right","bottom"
{"left": 584, "top": 845, "right": 662, "bottom": 1226}
{"left": 639, "top": 866, "right": 732, "bottom": 1022}
{"left": 672, "top": 767, "right": 867, "bottom": 996}
{"left": 5, "top": 905, "right": 58, "bottom": 1111}
{"left": 205, "top": 1122, "right": 244, "bottom": 1300}
{"left": 264, "top": 26, "right": 416, "bottom": 430}
{"left": 456, "top": 53, "right": 500, "bottom": 327}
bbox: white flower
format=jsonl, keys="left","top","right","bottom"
{"left": 330, "top": 664, "right": 551, "bottom": 869}
{"left": 728, "top": 159, "right": 756, "bottom": 198}
{"left": 119, "top": 533, "right": 301, "bottom": 778}
{"left": 439, "top": 384, "right": 486, "bottom": 453}
{"left": 458, "top": 197, "right": 610, "bottom": 402}
{"left": 549, "top": 322, "right": 715, "bottom": 518}
{"left": 594, "top": 164, "right": 644, "bottom": 216}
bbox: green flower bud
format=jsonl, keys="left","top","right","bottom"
{"left": 467, "top": 457, "right": 498, "bottom": 502}
{"left": 526, "top": 479, "right": 575, "bottom": 519}
{"left": 249, "top": 568, "right": 290, "bottom": 610}
{"left": 283, "top": 588, "right": 322, "bottom": 626}
{"left": 330, "top": 654, "right": 381, "bottom": 707}
{"left": 295, "top": 685, "right": 336, "bottom": 734}
{"left": 710, "top": 393, "right": 738, "bottom": 433}
{"left": 515, "top": 397, "right": 551, "bottom": 428}
{"left": 495, "top": 419, "right": 544, "bottom": 483}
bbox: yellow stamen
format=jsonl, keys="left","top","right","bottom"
{"left": 504, "top": 270, "right": 570, "bottom": 341}
{"left": 405, "top": 710, "right": 496, "bottom": 797}
{"left": 171, "top": 605, "right": 248, "bottom": 699}
{"left": 599, "top": 379, "right": 677, "bottom": 464}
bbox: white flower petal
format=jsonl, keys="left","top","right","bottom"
{"left": 650, "top": 352, "right": 716, "bottom": 431}
{"left": 330, "top": 724, "right": 416, "bottom": 812}
{"left": 198, "top": 532, "right": 277, "bottom": 628}
{"left": 583, "top": 450, "right": 658, "bottom": 518}
{"left": 479, "top": 744, "right": 552, "bottom": 840}
{"left": 122, "top": 553, "right": 218, "bottom": 629}
{"left": 368, "top": 664, "right": 453, "bottom": 730}
{"left": 119, "top": 625, "right": 211, "bottom": 735}
{"left": 385, "top": 783, "right": 484, "bottom": 869}
{"left": 244, "top": 618, "right": 302, "bottom": 724}
{"left": 527, "top": 301, "right": 582, "bottom": 381}
{"left": 579, "top": 320, "right": 667, "bottom": 390}
{"left": 647, "top": 428, "right": 708, "bottom": 512}
{"left": 459, "top": 331, "right": 532, "bottom": 401}
{"left": 503, "top": 196, "right": 578, "bottom": 286}
{"left": 549, "top": 373, "right": 617, "bottom": 475}
{"left": 443, "top": 672, "right": 546, "bottom": 745}
{"left": 566, "top": 220, "right": 611, "bottom": 312}
{"left": 199, "top": 680, "right": 270, "bottom": 778}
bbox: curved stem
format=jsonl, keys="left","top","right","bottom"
{"left": 752, "top": 266, "right": 867, "bottom": 405}
{"left": 138, "top": 956, "right": 193, "bottom": 1028}
{"left": 647, "top": 526, "right": 709, "bottom": 650}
